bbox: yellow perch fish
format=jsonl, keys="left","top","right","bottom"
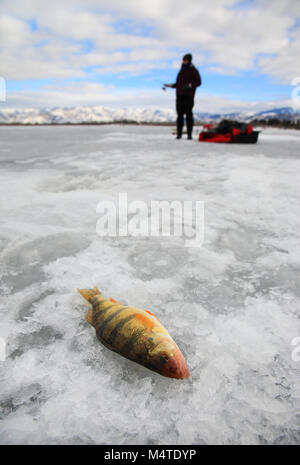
{"left": 78, "top": 288, "right": 189, "bottom": 379}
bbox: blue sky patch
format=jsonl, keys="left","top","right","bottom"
{"left": 27, "top": 18, "right": 38, "bottom": 32}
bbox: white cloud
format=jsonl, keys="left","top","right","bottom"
{"left": 0, "top": 0, "right": 299, "bottom": 107}
{"left": 258, "top": 14, "right": 300, "bottom": 83}
{"left": 0, "top": 15, "right": 32, "bottom": 48}
{"left": 1, "top": 0, "right": 299, "bottom": 78}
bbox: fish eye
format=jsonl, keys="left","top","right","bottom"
{"left": 160, "top": 354, "right": 169, "bottom": 364}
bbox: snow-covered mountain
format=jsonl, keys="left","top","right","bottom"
{"left": 194, "top": 107, "right": 300, "bottom": 123}
{"left": 0, "top": 105, "right": 299, "bottom": 124}
{"left": 248, "top": 106, "right": 300, "bottom": 121}
{"left": 0, "top": 106, "right": 176, "bottom": 124}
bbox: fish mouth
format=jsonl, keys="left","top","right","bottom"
{"left": 164, "top": 348, "right": 190, "bottom": 379}
{"left": 171, "top": 355, "right": 190, "bottom": 379}
{"left": 178, "top": 363, "right": 190, "bottom": 379}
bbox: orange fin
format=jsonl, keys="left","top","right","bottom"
{"left": 145, "top": 309, "right": 155, "bottom": 316}
{"left": 110, "top": 297, "right": 123, "bottom": 305}
{"left": 78, "top": 287, "right": 101, "bottom": 302}
{"left": 135, "top": 313, "right": 156, "bottom": 330}
{"left": 145, "top": 309, "right": 161, "bottom": 323}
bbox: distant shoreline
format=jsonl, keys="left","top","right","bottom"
{"left": 0, "top": 121, "right": 299, "bottom": 129}
{"left": 0, "top": 121, "right": 179, "bottom": 126}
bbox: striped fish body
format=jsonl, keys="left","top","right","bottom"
{"left": 78, "top": 288, "right": 189, "bottom": 379}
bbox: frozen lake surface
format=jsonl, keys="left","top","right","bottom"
{"left": 0, "top": 125, "right": 299, "bottom": 444}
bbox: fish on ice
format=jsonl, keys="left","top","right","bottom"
{"left": 78, "top": 288, "right": 189, "bottom": 379}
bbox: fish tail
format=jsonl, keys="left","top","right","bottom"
{"left": 77, "top": 287, "right": 101, "bottom": 302}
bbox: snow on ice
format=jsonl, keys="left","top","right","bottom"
{"left": 0, "top": 125, "right": 299, "bottom": 444}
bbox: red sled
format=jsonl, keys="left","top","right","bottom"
{"left": 199, "top": 121, "right": 259, "bottom": 144}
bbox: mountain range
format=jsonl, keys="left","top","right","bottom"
{"left": 0, "top": 105, "right": 299, "bottom": 125}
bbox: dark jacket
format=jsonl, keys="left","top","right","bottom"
{"left": 172, "top": 63, "right": 201, "bottom": 97}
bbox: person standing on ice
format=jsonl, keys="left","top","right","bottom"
{"left": 164, "top": 53, "right": 201, "bottom": 139}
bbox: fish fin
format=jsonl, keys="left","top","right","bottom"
{"left": 110, "top": 297, "right": 124, "bottom": 305}
{"left": 135, "top": 313, "right": 156, "bottom": 330}
{"left": 85, "top": 308, "right": 93, "bottom": 325}
{"left": 78, "top": 287, "right": 101, "bottom": 302}
{"left": 145, "top": 309, "right": 161, "bottom": 323}
{"left": 145, "top": 309, "right": 155, "bottom": 316}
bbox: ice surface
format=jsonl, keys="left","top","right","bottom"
{"left": 0, "top": 125, "right": 299, "bottom": 444}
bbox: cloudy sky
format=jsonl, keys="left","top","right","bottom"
{"left": 1, "top": 0, "right": 300, "bottom": 112}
